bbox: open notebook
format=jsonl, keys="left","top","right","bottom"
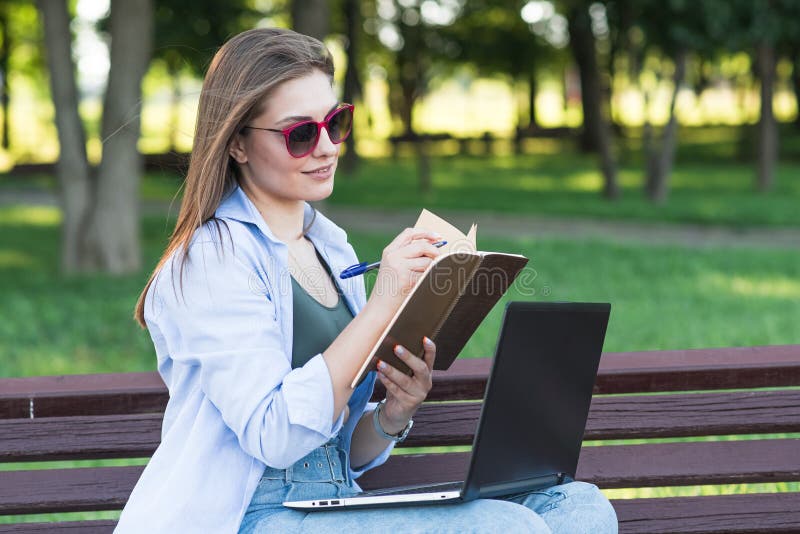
{"left": 350, "top": 209, "right": 528, "bottom": 388}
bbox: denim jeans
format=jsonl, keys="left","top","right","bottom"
{"left": 239, "top": 435, "right": 617, "bottom": 533}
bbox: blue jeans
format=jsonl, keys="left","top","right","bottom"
{"left": 239, "top": 436, "right": 617, "bottom": 533}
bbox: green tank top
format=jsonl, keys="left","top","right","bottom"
{"left": 290, "top": 247, "right": 355, "bottom": 370}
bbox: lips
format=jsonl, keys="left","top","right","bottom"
{"left": 302, "top": 163, "right": 334, "bottom": 180}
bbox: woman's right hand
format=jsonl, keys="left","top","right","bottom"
{"left": 370, "top": 228, "right": 443, "bottom": 312}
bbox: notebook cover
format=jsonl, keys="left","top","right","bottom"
{"left": 350, "top": 251, "right": 528, "bottom": 387}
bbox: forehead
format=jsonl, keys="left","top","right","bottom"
{"left": 260, "top": 70, "right": 337, "bottom": 122}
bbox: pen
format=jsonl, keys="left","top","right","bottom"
{"left": 339, "top": 240, "right": 447, "bottom": 279}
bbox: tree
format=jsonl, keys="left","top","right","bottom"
{"left": 292, "top": 0, "right": 330, "bottom": 41}
{"left": 566, "top": 1, "right": 619, "bottom": 200}
{"left": 723, "top": 0, "right": 800, "bottom": 192}
{"left": 616, "top": 0, "right": 729, "bottom": 203}
{"left": 151, "top": 0, "right": 257, "bottom": 151}
{"left": 445, "top": 0, "right": 570, "bottom": 147}
{"left": 37, "top": 0, "right": 153, "bottom": 274}
{"left": 362, "top": 0, "right": 465, "bottom": 192}
{"left": 0, "top": 0, "right": 45, "bottom": 152}
{"left": 0, "top": 6, "right": 9, "bottom": 150}
{"left": 339, "top": 0, "right": 364, "bottom": 172}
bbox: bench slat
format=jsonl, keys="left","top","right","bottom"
{"left": 1, "top": 492, "right": 796, "bottom": 534}
{"left": 409, "top": 389, "right": 800, "bottom": 447}
{"left": 0, "top": 414, "right": 162, "bottom": 462}
{"left": 4, "top": 390, "right": 799, "bottom": 462}
{"left": 2, "top": 345, "right": 798, "bottom": 417}
{"left": 3, "top": 439, "right": 796, "bottom": 515}
{"left": 613, "top": 492, "right": 800, "bottom": 534}
{"left": 0, "top": 466, "right": 142, "bottom": 515}
{"left": 357, "top": 439, "right": 800, "bottom": 490}
{"left": 0, "top": 521, "right": 116, "bottom": 533}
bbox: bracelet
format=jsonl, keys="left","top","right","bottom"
{"left": 373, "top": 399, "right": 413, "bottom": 442}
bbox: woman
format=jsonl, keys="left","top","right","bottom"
{"left": 119, "top": 28, "right": 617, "bottom": 533}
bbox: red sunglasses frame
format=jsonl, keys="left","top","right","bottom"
{"left": 243, "top": 104, "right": 355, "bottom": 158}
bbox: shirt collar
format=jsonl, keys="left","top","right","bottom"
{"left": 214, "top": 182, "right": 347, "bottom": 247}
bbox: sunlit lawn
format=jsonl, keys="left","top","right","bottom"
{"left": 2, "top": 205, "right": 799, "bottom": 377}
{"left": 1, "top": 201, "right": 798, "bottom": 524}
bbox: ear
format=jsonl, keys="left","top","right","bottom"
{"left": 229, "top": 132, "right": 248, "bottom": 164}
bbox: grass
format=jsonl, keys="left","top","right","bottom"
{"left": 2, "top": 207, "right": 799, "bottom": 377}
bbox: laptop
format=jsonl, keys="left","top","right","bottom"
{"left": 283, "top": 301, "right": 611, "bottom": 510}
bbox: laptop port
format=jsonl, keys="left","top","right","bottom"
{"left": 331, "top": 500, "right": 340, "bottom": 505}
{"left": 319, "top": 501, "right": 328, "bottom": 506}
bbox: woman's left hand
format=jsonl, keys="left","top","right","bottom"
{"left": 376, "top": 336, "right": 436, "bottom": 434}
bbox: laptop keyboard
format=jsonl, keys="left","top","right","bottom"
{"left": 359, "top": 481, "right": 463, "bottom": 497}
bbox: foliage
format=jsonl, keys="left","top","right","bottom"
{"left": 145, "top": 0, "right": 262, "bottom": 77}
{"left": 443, "top": 0, "right": 566, "bottom": 80}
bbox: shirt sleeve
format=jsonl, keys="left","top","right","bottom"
{"left": 149, "top": 226, "right": 343, "bottom": 469}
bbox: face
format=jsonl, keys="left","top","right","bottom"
{"left": 229, "top": 69, "right": 342, "bottom": 207}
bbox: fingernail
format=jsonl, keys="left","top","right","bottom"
{"left": 424, "top": 336, "right": 433, "bottom": 347}
{"left": 394, "top": 345, "right": 404, "bottom": 356}
{"left": 378, "top": 360, "right": 387, "bottom": 370}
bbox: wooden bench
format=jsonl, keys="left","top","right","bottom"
{"left": 2, "top": 344, "right": 799, "bottom": 533}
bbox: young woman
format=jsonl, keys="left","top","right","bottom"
{"left": 119, "top": 28, "right": 617, "bottom": 533}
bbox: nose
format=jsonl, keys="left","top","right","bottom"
{"left": 313, "top": 124, "right": 338, "bottom": 158}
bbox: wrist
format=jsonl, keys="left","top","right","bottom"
{"left": 378, "top": 404, "right": 409, "bottom": 435}
{"left": 373, "top": 400, "right": 413, "bottom": 441}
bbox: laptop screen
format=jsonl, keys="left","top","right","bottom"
{"left": 462, "top": 302, "right": 610, "bottom": 500}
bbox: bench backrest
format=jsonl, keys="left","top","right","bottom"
{"left": 1, "top": 345, "right": 799, "bottom": 533}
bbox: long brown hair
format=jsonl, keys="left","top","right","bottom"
{"left": 134, "top": 28, "right": 335, "bottom": 329}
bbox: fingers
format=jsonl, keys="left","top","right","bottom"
{"left": 406, "top": 256, "right": 434, "bottom": 272}
{"left": 422, "top": 336, "right": 436, "bottom": 372}
{"left": 378, "top": 344, "right": 433, "bottom": 398}
{"left": 403, "top": 240, "right": 444, "bottom": 260}
{"left": 386, "top": 228, "right": 442, "bottom": 253}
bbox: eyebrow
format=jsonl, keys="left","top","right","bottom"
{"left": 275, "top": 103, "right": 340, "bottom": 127}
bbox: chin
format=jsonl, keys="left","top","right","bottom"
{"left": 308, "top": 179, "right": 335, "bottom": 203}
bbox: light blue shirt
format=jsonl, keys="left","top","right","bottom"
{"left": 115, "top": 184, "right": 394, "bottom": 533}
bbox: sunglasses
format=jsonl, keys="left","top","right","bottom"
{"left": 243, "top": 104, "right": 354, "bottom": 158}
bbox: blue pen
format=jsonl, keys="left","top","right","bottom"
{"left": 339, "top": 240, "right": 447, "bottom": 279}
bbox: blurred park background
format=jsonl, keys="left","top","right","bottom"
{"left": 1, "top": 0, "right": 800, "bottom": 520}
{"left": 2, "top": 0, "right": 799, "bottom": 373}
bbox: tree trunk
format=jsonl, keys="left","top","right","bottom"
{"left": 36, "top": 0, "right": 92, "bottom": 274}
{"left": 0, "top": 9, "right": 10, "bottom": 150}
{"left": 341, "top": 0, "right": 361, "bottom": 174}
{"left": 567, "top": 5, "right": 619, "bottom": 200}
{"left": 642, "top": 88, "right": 658, "bottom": 198}
{"left": 399, "top": 76, "right": 415, "bottom": 136}
{"left": 569, "top": 6, "right": 600, "bottom": 153}
{"left": 792, "top": 52, "right": 800, "bottom": 130}
{"left": 646, "top": 50, "right": 687, "bottom": 204}
{"left": 168, "top": 63, "right": 180, "bottom": 152}
{"left": 528, "top": 69, "right": 538, "bottom": 129}
{"left": 756, "top": 42, "right": 777, "bottom": 193}
{"left": 291, "top": 0, "right": 329, "bottom": 41}
{"left": 414, "top": 139, "right": 430, "bottom": 194}
{"left": 82, "top": 0, "right": 153, "bottom": 273}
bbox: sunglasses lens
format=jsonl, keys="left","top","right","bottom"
{"left": 287, "top": 122, "right": 319, "bottom": 156}
{"left": 327, "top": 107, "right": 353, "bottom": 143}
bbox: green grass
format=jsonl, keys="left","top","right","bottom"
{"left": 330, "top": 152, "right": 800, "bottom": 228}
{"left": 2, "top": 207, "right": 799, "bottom": 377}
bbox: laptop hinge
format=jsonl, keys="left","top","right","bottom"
{"left": 477, "top": 473, "right": 562, "bottom": 499}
